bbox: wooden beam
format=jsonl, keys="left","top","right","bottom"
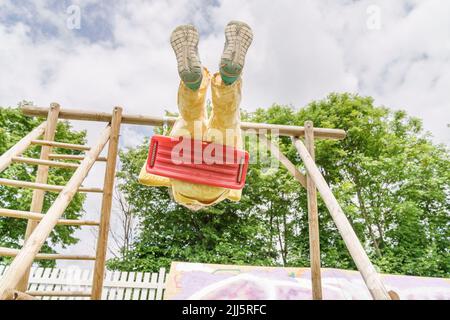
{"left": 0, "top": 178, "right": 103, "bottom": 193}
{"left": 21, "top": 106, "right": 347, "bottom": 140}
{"left": 0, "top": 208, "right": 99, "bottom": 226}
{"left": 0, "top": 124, "right": 111, "bottom": 299}
{"left": 258, "top": 134, "right": 307, "bottom": 188}
{"left": 0, "top": 121, "right": 47, "bottom": 173}
{"left": 304, "top": 121, "right": 323, "bottom": 300}
{"left": 31, "top": 139, "right": 90, "bottom": 151}
{"left": 26, "top": 290, "right": 91, "bottom": 297}
{"left": 0, "top": 247, "right": 95, "bottom": 260}
{"left": 389, "top": 290, "right": 400, "bottom": 300}
{"left": 91, "top": 106, "right": 123, "bottom": 300}
{"left": 48, "top": 154, "right": 107, "bottom": 162}
{"left": 18, "top": 103, "right": 60, "bottom": 292}
{"left": 292, "top": 137, "right": 391, "bottom": 300}
{"left": 12, "top": 156, "right": 79, "bottom": 169}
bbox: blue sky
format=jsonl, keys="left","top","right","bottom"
{"left": 0, "top": 0, "right": 449, "bottom": 266}
{"left": 0, "top": 0, "right": 115, "bottom": 42}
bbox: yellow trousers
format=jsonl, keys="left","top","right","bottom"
{"left": 138, "top": 68, "right": 243, "bottom": 210}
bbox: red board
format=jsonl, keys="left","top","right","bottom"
{"left": 145, "top": 135, "right": 249, "bottom": 189}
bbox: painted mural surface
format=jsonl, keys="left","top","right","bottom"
{"left": 164, "top": 261, "right": 450, "bottom": 300}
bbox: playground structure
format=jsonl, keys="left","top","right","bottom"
{"left": 0, "top": 104, "right": 393, "bottom": 300}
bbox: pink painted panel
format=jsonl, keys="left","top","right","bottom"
{"left": 165, "top": 262, "right": 450, "bottom": 300}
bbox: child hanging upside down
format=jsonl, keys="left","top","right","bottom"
{"left": 139, "top": 21, "right": 253, "bottom": 211}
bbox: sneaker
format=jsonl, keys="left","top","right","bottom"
{"left": 220, "top": 21, "right": 253, "bottom": 85}
{"left": 170, "top": 24, "right": 203, "bottom": 90}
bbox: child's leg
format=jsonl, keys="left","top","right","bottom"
{"left": 170, "top": 68, "right": 209, "bottom": 138}
{"left": 207, "top": 73, "right": 243, "bottom": 148}
{"left": 207, "top": 73, "right": 243, "bottom": 202}
{"left": 139, "top": 68, "right": 209, "bottom": 187}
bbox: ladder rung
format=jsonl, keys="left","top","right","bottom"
{"left": 0, "top": 208, "right": 100, "bottom": 226}
{"left": 26, "top": 290, "right": 91, "bottom": 297}
{"left": 12, "top": 156, "right": 79, "bottom": 169}
{"left": 0, "top": 247, "right": 96, "bottom": 260}
{"left": 0, "top": 178, "right": 103, "bottom": 193}
{"left": 48, "top": 154, "right": 107, "bottom": 162}
{"left": 31, "top": 140, "right": 90, "bottom": 151}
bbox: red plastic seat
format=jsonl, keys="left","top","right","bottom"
{"left": 146, "top": 135, "right": 249, "bottom": 189}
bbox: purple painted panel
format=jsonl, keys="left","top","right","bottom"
{"left": 164, "top": 262, "right": 450, "bottom": 300}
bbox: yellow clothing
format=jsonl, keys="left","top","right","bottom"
{"left": 138, "top": 68, "right": 243, "bottom": 210}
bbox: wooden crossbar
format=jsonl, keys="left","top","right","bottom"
{"left": 21, "top": 106, "right": 347, "bottom": 140}
{"left": 0, "top": 208, "right": 99, "bottom": 226}
{"left": 0, "top": 178, "right": 103, "bottom": 193}
{"left": 26, "top": 290, "right": 91, "bottom": 297}
{"left": 12, "top": 156, "right": 79, "bottom": 169}
{"left": 48, "top": 154, "right": 107, "bottom": 162}
{"left": 0, "top": 247, "right": 96, "bottom": 260}
{"left": 31, "top": 140, "right": 90, "bottom": 151}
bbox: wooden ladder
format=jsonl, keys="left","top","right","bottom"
{"left": 0, "top": 103, "right": 122, "bottom": 300}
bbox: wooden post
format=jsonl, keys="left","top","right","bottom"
{"left": 17, "top": 103, "right": 60, "bottom": 292}
{"left": 304, "top": 121, "right": 323, "bottom": 300}
{"left": 292, "top": 137, "right": 390, "bottom": 300}
{"left": 91, "top": 107, "right": 123, "bottom": 300}
{"left": 0, "top": 125, "right": 111, "bottom": 299}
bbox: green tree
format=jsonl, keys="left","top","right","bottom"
{"left": 0, "top": 105, "right": 87, "bottom": 267}
{"left": 250, "top": 93, "right": 450, "bottom": 276}
{"left": 108, "top": 93, "right": 449, "bottom": 277}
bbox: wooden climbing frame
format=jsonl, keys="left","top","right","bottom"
{"left": 0, "top": 104, "right": 391, "bottom": 300}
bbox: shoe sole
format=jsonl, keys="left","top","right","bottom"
{"left": 170, "top": 25, "right": 202, "bottom": 84}
{"left": 221, "top": 21, "right": 253, "bottom": 75}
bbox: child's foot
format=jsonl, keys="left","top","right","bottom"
{"left": 170, "top": 24, "right": 203, "bottom": 90}
{"left": 220, "top": 21, "right": 253, "bottom": 85}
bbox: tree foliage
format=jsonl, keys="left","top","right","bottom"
{"left": 106, "top": 93, "right": 449, "bottom": 277}
{"left": 0, "top": 105, "right": 87, "bottom": 266}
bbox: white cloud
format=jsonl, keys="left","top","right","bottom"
{"left": 1, "top": 0, "right": 447, "bottom": 144}
{"left": 1, "top": 0, "right": 449, "bottom": 268}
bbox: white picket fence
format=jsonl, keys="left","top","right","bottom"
{"left": 0, "top": 264, "right": 166, "bottom": 300}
